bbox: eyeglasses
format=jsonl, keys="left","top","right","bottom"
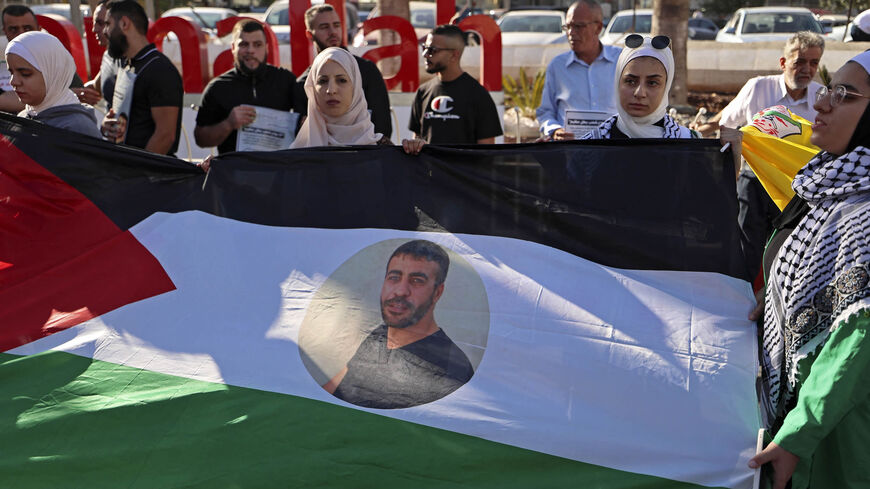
{"left": 815, "top": 85, "right": 870, "bottom": 107}
{"left": 561, "top": 21, "right": 600, "bottom": 32}
{"left": 624, "top": 34, "right": 671, "bottom": 49}
{"left": 421, "top": 44, "right": 455, "bottom": 57}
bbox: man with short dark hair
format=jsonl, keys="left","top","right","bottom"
{"left": 78, "top": 0, "right": 124, "bottom": 107}
{"left": 1, "top": 5, "right": 85, "bottom": 113}
{"left": 195, "top": 19, "right": 300, "bottom": 154}
{"left": 100, "top": 0, "right": 183, "bottom": 156}
{"left": 409, "top": 24, "right": 502, "bottom": 144}
{"left": 323, "top": 240, "right": 474, "bottom": 409}
{"left": 295, "top": 4, "right": 391, "bottom": 140}
{"left": 536, "top": 0, "right": 620, "bottom": 140}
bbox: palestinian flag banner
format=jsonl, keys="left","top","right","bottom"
{"left": 740, "top": 105, "right": 819, "bottom": 210}
{"left": 0, "top": 112, "right": 760, "bottom": 488}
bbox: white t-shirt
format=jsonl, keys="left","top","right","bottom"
{"left": 719, "top": 74, "right": 823, "bottom": 128}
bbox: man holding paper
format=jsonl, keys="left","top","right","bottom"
{"left": 195, "top": 20, "right": 301, "bottom": 154}
{"left": 536, "top": 0, "right": 620, "bottom": 140}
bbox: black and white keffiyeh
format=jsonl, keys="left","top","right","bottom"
{"left": 580, "top": 114, "right": 695, "bottom": 140}
{"left": 760, "top": 146, "right": 870, "bottom": 426}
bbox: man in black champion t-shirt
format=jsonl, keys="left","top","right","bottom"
{"left": 323, "top": 240, "right": 474, "bottom": 409}
{"left": 409, "top": 24, "right": 502, "bottom": 145}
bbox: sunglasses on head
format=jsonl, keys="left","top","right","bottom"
{"left": 624, "top": 34, "right": 671, "bottom": 50}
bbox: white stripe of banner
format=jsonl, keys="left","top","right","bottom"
{"left": 12, "top": 211, "right": 761, "bottom": 489}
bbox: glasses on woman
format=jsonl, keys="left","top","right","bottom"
{"left": 624, "top": 34, "right": 670, "bottom": 49}
{"left": 815, "top": 85, "right": 870, "bottom": 107}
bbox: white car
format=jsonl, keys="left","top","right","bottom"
{"left": 352, "top": 1, "right": 434, "bottom": 47}
{"left": 496, "top": 10, "right": 567, "bottom": 46}
{"left": 716, "top": 7, "right": 824, "bottom": 43}
{"left": 160, "top": 7, "right": 239, "bottom": 30}
{"left": 600, "top": 9, "right": 651, "bottom": 45}
{"left": 31, "top": 3, "right": 91, "bottom": 20}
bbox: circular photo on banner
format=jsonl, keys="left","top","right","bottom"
{"left": 299, "top": 238, "right": 490, "bottom": 409}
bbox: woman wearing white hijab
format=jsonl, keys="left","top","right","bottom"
{"left": 582, "top": 35, "right": 695, "bottom": 140}
{"left": 5, "top": 31, "right": 101, "bottom": 138}
{"left": 747, "top": 51, "right": 870, "bottom": 489}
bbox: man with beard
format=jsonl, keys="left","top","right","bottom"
{"left": 1, "top": 4, "right": 85, "bottom": 113}
{"left": 77, "top": 0, "right": 124, "bottom": 108}
{"left": 409, "top": 24, "right": 502, "bottom": 144}
{"left": 713, "top": 31, "right": 825, "bottom": 282}
{"left": 100, "top": 0, "right": 182, "bottom": 156}
{"left": 295, "top": 4, "right": 391, "bottom": 141}
{"left": 536, "top": 0, "right": 620, "bottom": 140}
{"left": 194, "top": 20, "right": 299, "bottom": 154}
{"left": 323, "top": 240, "right": 474, "bottom": 409}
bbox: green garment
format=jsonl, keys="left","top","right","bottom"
{"left": 773, "top": 307, "right": 870, "bottom": 489}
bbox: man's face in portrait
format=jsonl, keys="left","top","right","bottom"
{"left": 780, "top": 46, "right": 822, "bottom": 92}
{"left": 380, "top": 254, "right": 444, "bottom": 329}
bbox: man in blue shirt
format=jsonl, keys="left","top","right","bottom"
{"left": 536, "top": 0, "right": 621, "bottom": 140}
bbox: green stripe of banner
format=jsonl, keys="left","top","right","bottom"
{"left": 0, "top": 352, "right": 723, "bottom": 489}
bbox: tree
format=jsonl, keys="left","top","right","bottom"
{"left": 652, "top": 0, "right": 688, "bottom": 106}
{"left": 818, "top": 0, "right": 870, "bottom": 11}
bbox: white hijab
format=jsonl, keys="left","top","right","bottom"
{"left": 5, "top": 31, "right": 81, "bottom": 117}
{"left": 614, "top": 37, "right": 674, "bottom": 139}
{"left": 291, "top": 47, "right": 381, "bottom": 148}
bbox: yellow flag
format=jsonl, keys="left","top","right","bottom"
{"left": 740, "top": 105, "right": 819, "bottom": 210}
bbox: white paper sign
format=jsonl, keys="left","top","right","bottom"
{"left": 0, "top": 59, "right": 12, "bottom": 92}
{"left": 565, "top": 110, "right": 608, "bottom": 139}
{"left": 236, "top": 105, "right": 300, "bottom": 152}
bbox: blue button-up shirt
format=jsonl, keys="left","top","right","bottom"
{"left": 536, "top": 44, "right": 622, "bottom": 137}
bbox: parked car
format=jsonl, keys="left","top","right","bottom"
{"left": 688, "top": 17, "right": 718, "bottom": 40}
{"left": 715, "top": 7, "right": 823, "bottom": 43}
{"left": 601, "top": 9, "right": 652, "bottom": 45}
{"left": 497, "top": 9, "right": 567, "bottom": 45}
{"left": 160, "top": 7, "right": 239, "bottom": 30}
{"left": 30, "top": 3, "right": 91, "bottom": 20}
{"left": 352, "top": 1, "right": 434, "bottom": 47}
{"left": 265, "top": 0, "right": 359, "bottom": 45}
{"left": 602, "top": 9, "right": 724, "bottom": 44}
{"left": 827, "top": 21, "right": 853, "bottom": 42}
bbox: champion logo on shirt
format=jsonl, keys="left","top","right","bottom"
{"left": 430, "top": 96, "right": 454, "bottom": 113}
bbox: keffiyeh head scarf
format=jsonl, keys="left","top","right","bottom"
{"left": 613, "top": 36, "right": 674, "bottom": 139}
{"left": 291, "top": 47, "right": 381, "bottom": 148}
{"left": 5, "top": 31, "right": 81, "bottom": 117}
{"left": 760, "top": 52, "right": 870, "bottom": 427}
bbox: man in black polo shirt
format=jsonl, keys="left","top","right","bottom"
{"left": 295, "top": 4, "right": 391, "bottom": 141}
{"left": 100, "top": 0, "right": 182, "bottom": 156}
{"left": 194, "top": 19, "right": 299, "bottom": 154}
{"left": 410, "top": 24, "right": 502, "bottom": 144}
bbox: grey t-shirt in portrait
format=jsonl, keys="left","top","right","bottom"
{"left": 334, "top": 324, "right": 474, "bottom": 409}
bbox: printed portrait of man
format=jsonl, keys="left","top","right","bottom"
{"left": 322, "top": 240, "right": 474, "bottom": 409}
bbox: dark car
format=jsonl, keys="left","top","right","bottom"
{"left": 688, "top": 17, "right": 718, "bottom": 40}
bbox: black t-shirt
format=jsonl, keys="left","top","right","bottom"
{"left": 196, "top": 64, "right": 299, "bottom": 154}
{"left": 409, "top": 72, "right": 503, "bottom": 144}
{"left": 295, "top": 53, "right": 392, "bottom": 138}
{"left": 333, "top": 324, "right": 474, "bottom": 409}
{"left": 123, "top": 44, "right": 183, "bottom": 155}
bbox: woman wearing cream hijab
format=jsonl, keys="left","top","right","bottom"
{"left": 5, "top": 31, "right": 101, "bottom": 138}
{"left": 291, "top": 47, "right": 423, "bottom": 153}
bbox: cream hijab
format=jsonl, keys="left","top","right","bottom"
{"left": 614, "top": 37, "right": 674, "bottom": 139}
{"left": 291, "top": 47, "right": 381, "bottom": 148}
{"left": 5, "top": 31, "right": 81, "bottom": 117}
